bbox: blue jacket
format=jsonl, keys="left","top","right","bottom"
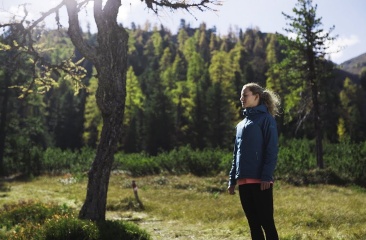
{"left": 229, "top": 104, "right": 278, "bottom": 186}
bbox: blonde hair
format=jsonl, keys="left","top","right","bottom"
{"left": 243, "top": 82, "right": 281, "bottom": 117}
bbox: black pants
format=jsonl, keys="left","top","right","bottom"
{"left": 239, "top": 184, "right": 279, "bottom": 240}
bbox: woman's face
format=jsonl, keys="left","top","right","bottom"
{"left": 240, "top": 87, "right": 259, "bottom": 108}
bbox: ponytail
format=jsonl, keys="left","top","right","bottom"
{"left": 243, "top": 83, "right": 281, "bottom": 117}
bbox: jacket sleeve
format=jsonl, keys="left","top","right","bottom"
{"left": 228, "top": 136, "right": 238, "bottom": 187}
{"left": 261, "top": 116, "right": 279, "bottom": 182}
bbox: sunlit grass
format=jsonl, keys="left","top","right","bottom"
{"left": 1, "top": 173, "right": 366, "bottom": 239}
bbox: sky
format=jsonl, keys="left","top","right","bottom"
{"left": 1, "top": 0, "right": 365, "bottom": 64}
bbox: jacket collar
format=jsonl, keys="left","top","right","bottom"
{"left": 243, "top": 104, "right": 268, "bottom": 117}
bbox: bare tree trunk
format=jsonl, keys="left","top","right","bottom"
{"left": 79, "top": 21, "right": 128, "bottom": 222}
{"left": 307, "top": 47, "right": 324, "bottom": 169}
{"left": 0, "top": 49, "right": 17, "bottom": 177}
{"left": 65, "top": 0, "right": 128, "bottom": 221}
{"left": 0, "top": 70, "right": 12, "bottom": 177}
{"left": 310, "top": 77, "right": 324, "bottom": 169}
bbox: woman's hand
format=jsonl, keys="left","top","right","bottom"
{"left": 227, "top": 185, "right": 236, "bottom": 195}
{"left": 260, "top": 181, "right": 271, "bottom": 191}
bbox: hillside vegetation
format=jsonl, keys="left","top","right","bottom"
{"left": 339, "top": 52, "right": 366, "bottom": 76}
{"left": 2, "top": 22, "right": 366, "bottom": 167}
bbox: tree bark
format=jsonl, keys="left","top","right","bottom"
{"left": 310, "top": 74, "right": 324, "bottom": 169}
{"left": 65, "top": 0, "right": 128, "bottom": 221}
{"left": 0, "top": 70, "right": 12, "bottom": 177}
{"left": 306, "top": 43, "right": 324, "bottom": 169}
{"left": 0, "top": 46, "right": 17, "bottom": 177}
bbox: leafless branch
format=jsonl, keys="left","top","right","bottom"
{"left": 65, "top": 0, "right": 97, "bottom": 62}
{"left": 143, "top": 0, "right": 221, "bottom": 15}
{"left": 28, "top": 1, "right": 66, "bottom": 31}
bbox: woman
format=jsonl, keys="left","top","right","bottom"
{"left": 228, "top": 82, "right": 280, "bottom": 240}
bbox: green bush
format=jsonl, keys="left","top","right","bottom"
{"left": 114, "top": 152, "right": 161, "bottom": 176}
{"left": 5, "top": 138, "right": 366, "bottom": 187}
{"left": 40, "top": 216, "right": 99, "bottom": 240}
{"left": 185, "top": 147, "right": 228, "bottom": 176}
{"left": 276, "top": 138, "right": 317, "bottom": 175}
{"left": 5, "top": 216, "right": 151, "bottom": 240}
{"left": 114, "top": 146, "right": 230, "bottom": 177}
{"left": 157, "top": 146, "right": 191, "bottom": 174}
{"left": 3, "top": 145, "right": 43, "bottom": 177}
{"left": 157, "top": 145, "right": 230, "bottom": 176}
{"left": 279, "top": 168, "right": 346, "bottom": 186}
{"left": 0, "top": 200, "right": 74, "bottom": 230}
{"left": 273, "top": 138, "right": 366, "bottom": 186}
{"left": 42, "top": 147, "right": 95, "bottom": 174}
{"left": 42, "top": 148, "right": 75, "bottom": 174}
{"left": 324, "top": 139, "right": 366, "bottom": 186}
{"left": 69, "top": 147, "right": 95, "bottom": 174}
{"left": 0, "top": 201, "right": 151, "bottom": 240}
{"left": 97, "top": 220, "right": 151, "bottom": 240}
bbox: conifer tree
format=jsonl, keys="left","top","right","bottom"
{"left": 229, "top": 42, "right": 247, "bottom": 102}
{"left": 123, "top": 66, "right": 145, "bottom": 152}
{"left": 208, "top": 50, "right": 237, "bottom": 148}
{"left": 338, "top": 77, "right": 364, "bottom": 141}
{"left": 188, "top": 52, "right": 209, "bottom": 148}
{"left": 0, "top": 25, "right": 58, "bottom": 176}
{"left": 197, "top": 23, "right": 211, "bottom": 62}
{"left": 278, "top": 0, "right": 337, "bottom": 168}
{"left": 83, "top": 75, "right": 102, "bottom": 148}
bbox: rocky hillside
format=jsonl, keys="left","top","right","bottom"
{"left": 338, "top": 52, "right": 366, "bottom": 76}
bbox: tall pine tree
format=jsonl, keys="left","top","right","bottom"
{"left": 278, "top": 0, "right": 337, "bottom": 168}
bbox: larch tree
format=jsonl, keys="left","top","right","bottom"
{"left": 278, "top": 0, "right": 337, "bottom": 168}
{"left": 208, "top": 50, "right": 237, "bottom": 148}
{"left": 1, "top": 0, "right": 220, "bottom": 221}
{"left": 338, "top": 77, "right": 364, "bottom": 141}
{"left": 83, "top": 74, "right": 102, "bottom": 148}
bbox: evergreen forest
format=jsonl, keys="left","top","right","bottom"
{"left": 1, "top": 19, "right": 366, "bottom": 178}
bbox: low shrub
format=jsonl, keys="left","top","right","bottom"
{"left": 3, "top": 145, "right": 43, "bottom": 177}
{"left": 40, "top": 216, "right": 99, "bottom": 240}
{"left": 97, "top": 220, "right": 151, "bottom": 240}
{"left": 185, "top": 148, "right": 226, "bottom": 176}
{"left": 115, "top": 146, "right": 229, "bottom": 177}
{"left": 0, "top": 200, "right": 74, "bottom": 230}
{"left": 5, "top": 138, "right": 366, "bottom": 187}
{"left": 276, "top": 138, "right": 317, "bottom": 175}
{"left": 42, "top": 147, "right": 95, "bottom": 174}
{"left": 113, "top": 140, "right": 366, "bottom": 187}
{"left": 70, "top": 147, "right": 95, "bottom": 174}
{"left": 42, "top": 148, "right": 75, "bottom": 174}
{"left": 156, "top": 145, "right": 230, "bottom": 176}
{"left": 324, "top": 139, "right": 366, "bottom": 186}
{"left": 280, "top": 168, "right": 346, "bottom": 186}
{"left": 114, "top": 153, "right": 161, "bottom": 176}
{"left": 0, "top": 201, "right": 151, "bottom": 240}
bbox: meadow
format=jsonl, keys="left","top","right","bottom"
{"left": 1, "top": 172, "right": 365, "bottom": 240}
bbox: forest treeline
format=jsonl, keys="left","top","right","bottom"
{"left": 1, "top": 19, "right": 366, "bottom": 176}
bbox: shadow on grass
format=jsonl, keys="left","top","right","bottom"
{"left": 1, "top": 173, "right": 35, "bottom": 184}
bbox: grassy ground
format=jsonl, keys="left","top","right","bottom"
{"left": 1, "top": 173, "right": 366, "bottom": 240}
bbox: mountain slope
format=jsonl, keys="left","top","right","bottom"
{"left": 338, "top": 52, "right": 366, "bottom": 76}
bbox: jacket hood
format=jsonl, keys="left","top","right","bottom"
{"left": 243, "top": 104, "right": 268, "bottom": 117}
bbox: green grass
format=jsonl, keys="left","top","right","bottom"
{"left": 1, "top": 173, "right": 366, "bottom": 239}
